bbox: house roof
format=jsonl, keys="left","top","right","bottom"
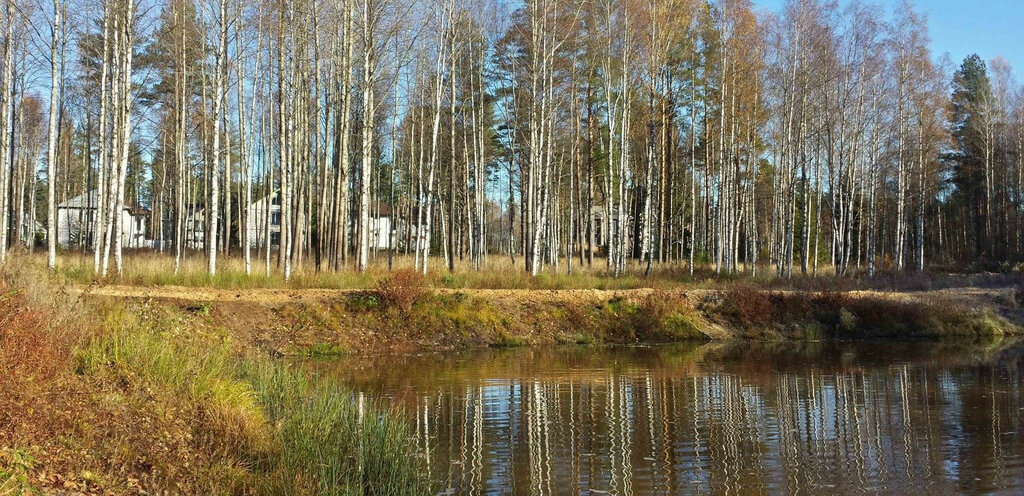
{"left": 372, "top": 201, "right": 393, "bottom": 217}
{"left": 59, "top": 190, "right": 102, "bottom": 209}
{"left": 59, "top": 189, "right": 149, "bottom": 215}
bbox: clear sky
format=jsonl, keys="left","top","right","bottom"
{"left": 753, "top": 0, "right": 1024, "bottom": 81}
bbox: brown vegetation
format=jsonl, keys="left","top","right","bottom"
{"left": 0, "top": 265, "right": 236, "bottom": 493}
{"left": 374, "top": 269, "right": 427, "bottom": 314}
{"left": 0, "top": 260, "right": 432, "bottom": 494}
{"left": 709, "top": 285, "right": 1016, "bottom": 340}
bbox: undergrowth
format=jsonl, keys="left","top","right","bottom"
{"left": 709, "top": 285, "right": 1017, "bottom": 340}
{"left": 1, "top": 257, "right": 434, "bottom": 495}
{"left": 597, "top": 293, "right": 707, "bottom": 343}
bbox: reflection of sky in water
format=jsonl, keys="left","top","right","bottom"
{"left": 313, "top": 342, "right": 1024, "bottom": 495}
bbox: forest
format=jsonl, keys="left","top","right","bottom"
{"left": 0, "top": 0, "right": 1022, "bottom": 281}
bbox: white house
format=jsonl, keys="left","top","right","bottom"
{"left": 247, "top": 192, "right": 283, "bottom": 248}
{"left": 186, "top": 191, "right": 284, "bottom": 249}
{"left": 57, "top": 190, "right": 148, "bottom": 248}
{"left": 183, "top": 205, "right": 207, "bottom": 250}
{"left": 589, "top": 205, "right": 629, "bottom": 248}
{"left": 243, "top": 194, "right": 396, "bottom": 249}
{"left": 367, "top": 202, "right": 396, "bottom": 250}
{"left": 186, "top": 193, "right": 397, "bottom": 249}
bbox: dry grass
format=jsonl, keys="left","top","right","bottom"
{"left": 374, "top": 269, "right": 426, "bottom": 314}
{"left": 48, "top": 250, "right": 731, "bottom": 290}
{"left": 0, "top": 255, "right": 433, "bottom": 495}
{"left": 704, "top": 285, "right": 1017, "bottom": 340}
{"left": 47, "top": 249, "right": 1024, "bottom": 293}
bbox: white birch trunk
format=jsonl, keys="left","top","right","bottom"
{"left": 46, "top": 0, "right": 62, "bottom": 270}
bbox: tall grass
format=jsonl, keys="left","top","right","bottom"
{"left": 56, "top": 251, "right": 381, "bottom": 289}
{"left": 76, "top": 300, "right": 434, "bottom": 495}
{"left": 244, "top": 362, "right": 430, "bottom": 496}
{"left": 50, "top": 250, "right": 710, "bottom": 290}
{"left": 52, "top": 249, "right": 1022, "bottom": 292}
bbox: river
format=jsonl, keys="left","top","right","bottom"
{"left": 304, "top": 340, "right": 1024, "bottom": 495}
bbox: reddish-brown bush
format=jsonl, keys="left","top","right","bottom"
{"left": 0, "top": 287, "right": 56, "bottom": 384}
{"left": 722, "top": 285, "right": 773, "bottom": 327}
{"left": 375, "top": 269, "right": 426, "bottom": 314}
{"left": 0, "top": 283, "right": 71, "bottom": 446}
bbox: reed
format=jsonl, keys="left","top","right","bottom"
{"left": 243, "top": 361, "right": 431, "bottom": 496}
{"left": 76, "top": 301, "right": 435, "bottom": 495}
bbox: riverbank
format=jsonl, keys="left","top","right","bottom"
{"left": 0, "top": 261, "right": 433, "bottom": 495}
{"left": 75, "top": 272, "right": 1024, "bottom": 356}
{"left": 5, "top": 257, "right": 1024, "bottom": 493}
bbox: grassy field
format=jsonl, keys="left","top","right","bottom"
{"left": 0, "top": 257, "right": 434, "bottom": 495}
{"left": 54, "top": 249, "right": 703, "bottom": 290}
{"left": 48, "top": 249, "right": 1024, "bottom": 292}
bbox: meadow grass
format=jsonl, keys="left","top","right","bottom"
{"left": 243, "top": 361, "right": 429, "bottom": 496}
{"left": 49, "top": 249, "right": 770, "bottom": 290}
{"left": 49, "top": 249, "right": 1024, "bottom": 292}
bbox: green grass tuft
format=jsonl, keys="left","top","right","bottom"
{"left": 75, "top": 301, "right": 434, "bottom": 495}
{"left": 489, "top": 330, "right": 529, "bottom": 348}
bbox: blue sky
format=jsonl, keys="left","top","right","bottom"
{"left": 754, "top": 0, "right": 1024, "bottom": 80}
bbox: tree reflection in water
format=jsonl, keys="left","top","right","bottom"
{"left": 303, "top": 341, "right": 1024, "bottom": 495}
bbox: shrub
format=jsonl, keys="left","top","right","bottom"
{"left": 770, "top": 291, "right": 813, "bottom": 321}
{"left": 344, "top": 291, "right": 381, "bottom": 312}
{"left": 0, "top": 284, "right": 67, "bottom": 437}
{"left": 439, "top": 273, "right": 462, "bottom": 288}
{"left": 722, "top": 285, "right": 773, "bottom": 327}
{"left": 375, "top": 269, "right": 426, "bottom": 314}
{"left": 801, "top": 322, "right": 825, "bottom": 341}
{"left": 659, "top": 312, "right": 704, "bottom": 340}
{"left": 600, "top": 292, "right": 705, "bottom": 342}
{"left": 838, "top": 308, "right": 858, "bottom": 333}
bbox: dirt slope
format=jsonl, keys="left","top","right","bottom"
{"left": 69, "top": 283, "right": 1023, "bottom": 356}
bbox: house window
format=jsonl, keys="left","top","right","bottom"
{"left": 271, "top": 212, "right": 281, "bottom": 226}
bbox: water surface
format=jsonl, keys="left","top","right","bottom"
{"left": 308, "top": 341, "right": 1024, "bottom": 495}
